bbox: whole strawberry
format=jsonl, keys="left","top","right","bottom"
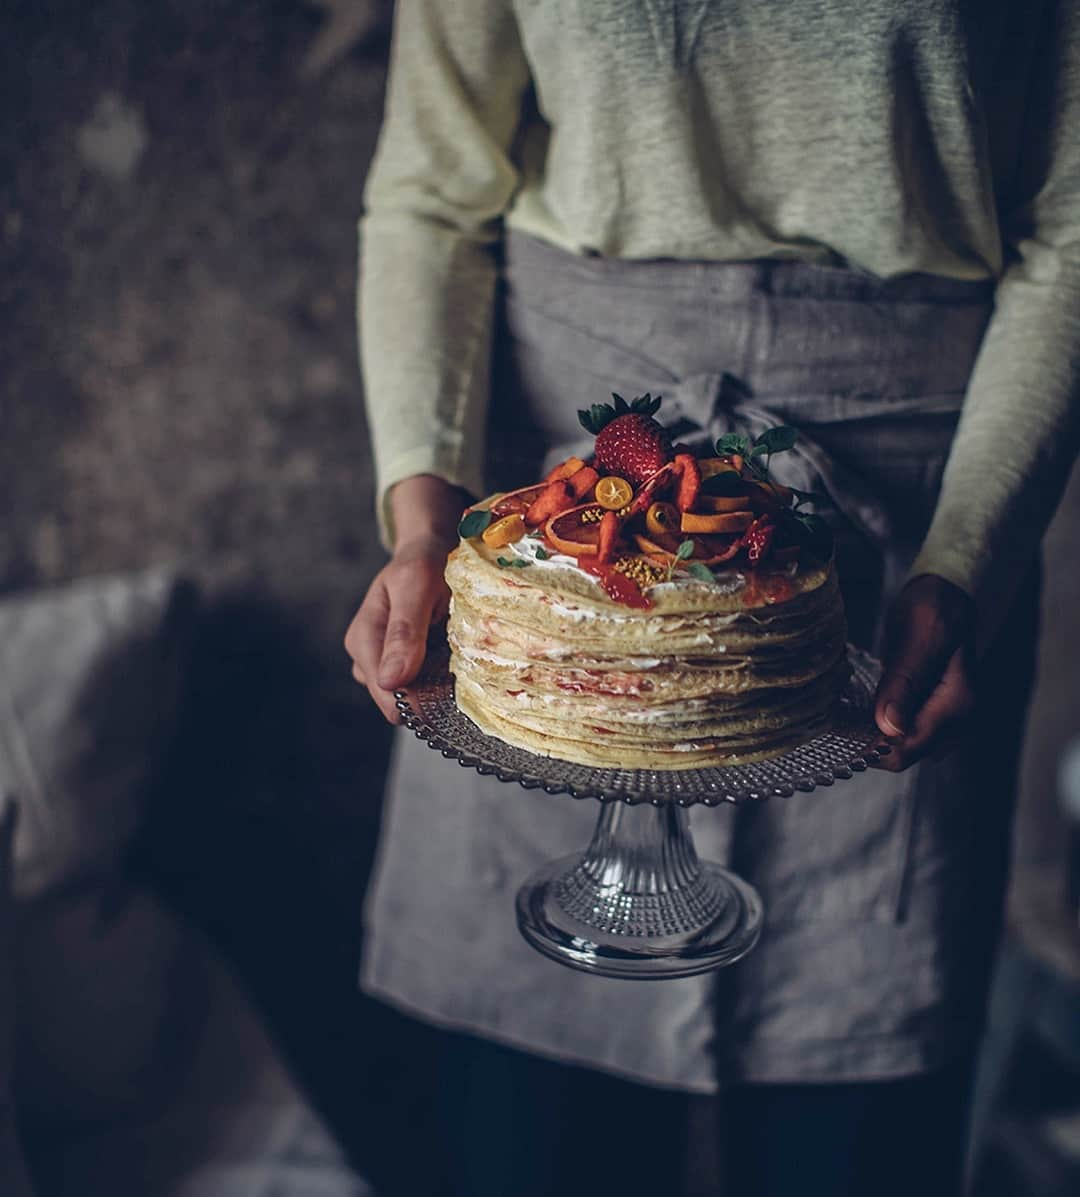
{"left": 577, "top": 393, "right": 672, "bottom": 486}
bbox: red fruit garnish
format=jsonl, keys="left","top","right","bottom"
{"left": 567, "top": 465, "right": 601, "bottom": 501}
{"left": 673, "top": 453, "right": 702, "bottom": 512}
{"left": 742, "top": 515, "right": 776, "bottom": 563}
{"left": 695, "top": 533, "right": 744, "bottom": 563}
{"left": 626, "top": 461, "right": 676, "bottom": 517}
{"left": 596, "top": 510, "right": 620, "bottom": 563}
{"left": 581, "top": 559, "right": 653, "bottom": 608}
{"left": 742, "top": 570, "right": 796, "bottom": 607}
{"left": 594, "top": 414, "right": 671, "bottom": 484}
{"left": 525, "top": 479, "right": 574, "bottom": 526}
{"left": 578, "top": 393, "right": 672, "bottom": 486}
{"left": 545, "top": 504, "right": 604, "bottom": 556}
{"left": 491, "top": 483, "right": 546, "bottom": 517}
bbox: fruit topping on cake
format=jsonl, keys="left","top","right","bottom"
{"left": 457, "top": 394, "right": 833, "bottom": 607}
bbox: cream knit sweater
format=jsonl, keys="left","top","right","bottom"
{"left": 359, "top": 0, "right": 1080, "bottom": 615}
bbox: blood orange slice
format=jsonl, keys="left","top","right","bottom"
{"left": 545, "top": 504, "right": 605, "bottom": 556}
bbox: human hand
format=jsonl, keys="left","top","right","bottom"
{"left": 344, "top": 475, "right": 466, "bottom": 723}
{"left": 871, "top": 574, "right": 976, "bottom": 772}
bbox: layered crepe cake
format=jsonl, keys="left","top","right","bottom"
{"left": 447, "top": 395, "right": 848, "bottom": 769}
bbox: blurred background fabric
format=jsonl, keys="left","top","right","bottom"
{"left": 1, "top": 2, "right": 1077, "bottom": 1193}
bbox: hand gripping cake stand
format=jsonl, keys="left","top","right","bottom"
{"left": 395, "top": 645, "right": 883, "bottom": 980}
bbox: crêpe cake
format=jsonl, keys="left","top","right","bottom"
{"left": 447, "top": 398, "right": 848, "bottom": 769}
{"left": 447, "top": 502, "right": 848, "bottom": 769}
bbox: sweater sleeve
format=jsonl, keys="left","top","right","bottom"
{"left": 909, "top": 1, "right": 1080, "bottom": 637}
{"left": 358, "top": 0, "right": 531, "bottom": 546}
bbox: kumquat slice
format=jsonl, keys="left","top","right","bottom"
{"left": 481, "top": 513, "right": 527, "bottom": 549}
{"left": 645, "top": 501, "right": 681, "bottom": 536}
{"left": 594, "top": 475, "right": 635, "bottom": 510}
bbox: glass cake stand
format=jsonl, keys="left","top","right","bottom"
{"left": 394, "top": 645, "right": 884, "bottom": 980}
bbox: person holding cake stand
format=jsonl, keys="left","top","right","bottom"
{"left": 345, "top": 3, "right": 1080, "bottom": 1194}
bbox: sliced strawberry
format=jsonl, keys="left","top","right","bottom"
{"left": 696, "top": 534, "right": 744, "bottom": 563}
{"left": 491, "top": 483, "right": 547, "bottom": 517}
{"left": 596, "top": 510, "right": 620, "bottom": 563}
{"left": 567, "top": 465, "right": 601, "bottom": 502}
{"left": 525, "top": 479, "right": 574, "bottom": 526}
{"left": 742, "top": 515, "right": 777, "bottom": 563}
{"left": 625, "top": 462, "right": 676, "bottom": 517}
{"left": 673, "top": 453, "right": 702, "bottom": 512}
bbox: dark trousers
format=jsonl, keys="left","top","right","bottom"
{"left": 435, "top": 1029, "right": 973, "bottom": 1197}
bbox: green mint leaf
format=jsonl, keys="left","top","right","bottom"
{"left": 458, "top": 509, "right": 493, "bottom": 539}
{"left": 687, "top": 562, "right": 715, "bottom": 583}
{"left": 715, "top": 432, "right": 750, "bottom": 456}
{"left": 754, "top": 426, "right": 798, "bottom": 455}
{"left": 665, "top": 539, "right": 695, "bottom": 582}
{"left": 496, "top": 556, "right": 532, "bottom": 568}
{"left": 534, "top": 546, "right": 551, "bottom": 559}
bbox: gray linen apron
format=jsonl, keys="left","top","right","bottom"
{"left": 360, "top": 231, "right": 1036, "bottom": 1090}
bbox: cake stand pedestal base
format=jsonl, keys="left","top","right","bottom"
{"left": 396, "top": 642, "right": 882, "bottom": 981}
{"left": 515, "top": 801, "right": 762, "bottom": 979}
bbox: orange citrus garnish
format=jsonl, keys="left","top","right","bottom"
{"left": 482, "top": 513, "right": 526, "bottom": 549}
{"left": 594, "top": 475, "right": 634, "bottom": 510}
{"left": 545, "top": 505, "right": 604, "bottom": 556}
{"left": 745, "top": 479, "right": 794, "bottom": 507}
{"left": 698, "top": 457, "right": 741, "bottom": 479}
{"left": 543, "top": 456, "right": 586, "bottom": 483}
{"left": 645, "top": 501, "right": 680, "bottom": 536}
{"left": 699, "top": 493, "right": 752, "bottom": 513}
{"left": 634, "top": 532, "right": 679, "bottom": 560}
{"left": 680, "top": 510, "right": 755, "bottom": 534}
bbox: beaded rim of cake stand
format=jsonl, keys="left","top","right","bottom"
{"left": 393, "top": 644, "right": 885, "bottom": 807}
